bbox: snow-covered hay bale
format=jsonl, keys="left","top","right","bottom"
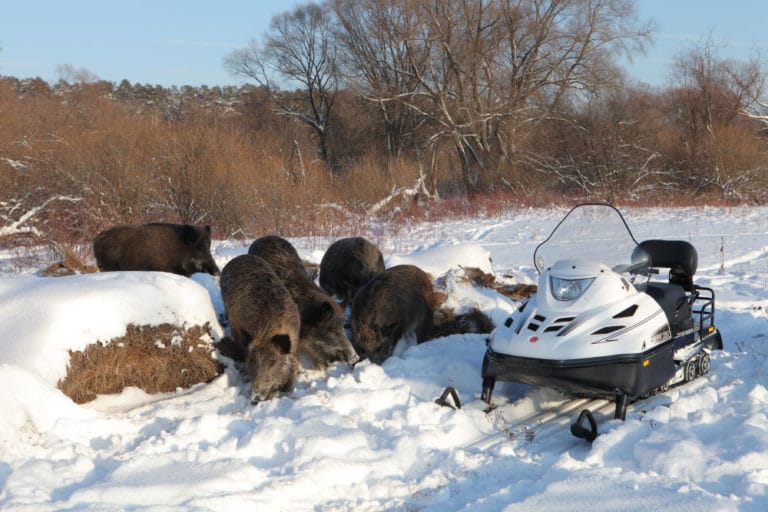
{"left": 450, "top": 266, "right": 537, "bottom": 300}
{"left": 58, "top": 323, "right": 221, "bottom": 403}
{"left": 432, "top": 306, "right": 495, "bottom": 338}
{"left": 0, "top": 271, "right": 224, "bottom": 402}
{"left": 429, "top": 266, "right": 536, "bottom": 338}
{"left": 387, "top": 242, "right": 494, "bottom": 277}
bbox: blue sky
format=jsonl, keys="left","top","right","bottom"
{"left": 0, "top": 0, "right": 765, "bottom": 88}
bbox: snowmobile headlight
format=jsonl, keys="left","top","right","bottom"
{"left": 549, "top": 276, "right": 595, "bottom": 301}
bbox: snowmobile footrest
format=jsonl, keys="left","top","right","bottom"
{"left": 570, "top": 409, "right": 598, "bottom": 442}
{"left": 435, "top": 387, "right": 462, "bottom": 410}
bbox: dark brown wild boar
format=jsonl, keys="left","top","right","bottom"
{"left": 248, "top": 235, "right": 358, "bottom": 368}
{"left": 93, "top": 223, "right": 219, "bottom": 277}
{"left": 319, "top": 237, "right": 385, "bottom": 305}
{"left": 350, "top": 264, "right": 435, "bottom": 364}
{"left": 219, "top": 254, "right": 300, "bottom": 403}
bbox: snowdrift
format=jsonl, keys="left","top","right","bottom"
{"left": 0, "top": 271, "right": 223, "bottom": 403}
{"left": 0, "top": 208, "right": 766, "bottom": 511}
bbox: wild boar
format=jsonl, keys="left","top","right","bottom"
{"left": 219, "top": 254, "right": 300, "bottom": 403}
{"left": 93, "top": 222, "right": 219, "bottom": 277}
{"left": 319, "top": 237, "right": 385, "bottom": 305}
{"left": 350, "top": 264, "right": 435, "bottom": 364}
{"left": 248, "top": 235, "right": 358, "bottom": 368}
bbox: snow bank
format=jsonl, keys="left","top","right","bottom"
{"left": 0, "top": 207, "right": 767, "bottom": 510}
{"left": 0, "top": 271, "right": 223, "bottom": 386}
{"left": 387, "top": 241, "right": 494, "bottom": 276}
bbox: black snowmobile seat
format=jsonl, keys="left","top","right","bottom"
{"left": 639, "top": 239, "right": 698, "bottom": 291}
{"left": 644, "top": 282, "right": 693, "bottom": 337}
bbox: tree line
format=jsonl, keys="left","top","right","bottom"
{"left": 1, "top": 0, "right": 767, "bottom": 246}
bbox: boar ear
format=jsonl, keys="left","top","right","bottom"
{"left": 306, "top": 301, "right": 334, "bottom": 325}
{"left": 271, "top": 334, "right": 292, "bottom": 355}
{"left": 181, "top": 224, "right": 200, "bottom": 244}
{"left": 204, "top": 225, "right": 211, "bottom": 235}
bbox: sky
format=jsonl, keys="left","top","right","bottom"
{"left": 0, "top": 0, "right": 766, "bottom": 88}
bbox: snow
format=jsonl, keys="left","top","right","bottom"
{"left": 1, "top": 206, "right": 767, "bottom": 511}
{"left": 0, "top": 272, "right": 223, "bottom": 387}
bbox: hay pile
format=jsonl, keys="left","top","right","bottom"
{"left": 58, "top": 323, "right": 222, "bottom": 403}
{"left": 40, "top": 245, "right": 98, "bottom": 277}
{"left": 430, "top": 267, "right": 537, "bottom": 338}
{"left": 431, "top": 307, "right": 496, "bottom": 338}
{"left": 454, "top": 266, "right": 537, "bottom": 300}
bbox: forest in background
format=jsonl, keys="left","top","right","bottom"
{"left": 2, "top": 0, "right": 768, "bottom": 249}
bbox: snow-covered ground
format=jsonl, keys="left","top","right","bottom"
{"left": 1, "top": 206, "right": 767, "bottom": 511}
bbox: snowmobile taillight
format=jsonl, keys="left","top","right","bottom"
{"left": 550, "top": 276, "right": 595, "bottom": 301}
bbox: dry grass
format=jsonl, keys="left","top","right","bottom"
{"left": 40, "top": 245, "right": 98, "bottom": 277}
{"left": 432, "top": 307, "right": 495, "bottom": 338}
{"left": 428, "top": 266, "right": 538, "bottom": 339}
{"left": 494, "top": 283, "right": 538, "bottom": 300}
{"left": 437, "top": 266, "right": 538, "bottom": 301}
{"left": 0, "top": 232, "right": 41, "bottom": 250}
{"left": 2, "top": 77, "right": 766, "bottom": 250}
{"left": 58, "top": 323, "right": 222, "bottom": 404}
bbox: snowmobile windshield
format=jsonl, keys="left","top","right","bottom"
{"left": 533, "top": 204, "right": 650, "bottom": 277}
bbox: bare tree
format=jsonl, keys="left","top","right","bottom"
{"left": 670, "top": 37, "right": 765, "bottom": 135}
{"left": 666, "top": 36, "right": 767, "bottom": 195}
{"left": 225, "top": 2, "right": 340, "bottom": 168}
{"left": 332, "top": 0, "right": 427, "bottom": 158}
{"left": 56, "top": 64, "right": 100, "bottom": 84}
{"left": 333, "top": 0, "right": 652, "bottom": 193}
{"left": 530, "top": 83, "right": 672, "bottom": 198}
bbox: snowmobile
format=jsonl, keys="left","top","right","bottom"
{"left": 481, "top": 204, "right": 722, "bottom": 439}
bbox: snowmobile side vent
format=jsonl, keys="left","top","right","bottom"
{"left": 531, "top": 316, "right": 573, "bottom": 334}
{"left": 557, "top": 319, "right": 583, "bottom": 337}
{"left": 527, "top": 323, "right": 540, "bottom": 331}
{"left": 613, "top": 305, "right": 638, "bottom": 319}
{"left": 591, "top": 325, "right": 624, "bottom": 335}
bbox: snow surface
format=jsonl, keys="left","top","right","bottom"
{"left": 1, "top": 206, "right": 767, "bottom": 511}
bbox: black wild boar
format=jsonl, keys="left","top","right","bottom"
{"left": 319, "top": 237, "right": 385, "bottom": 305}
{"left": 93, "top": 223, "right": 220, "bottom": 277}
{"left": 350, "top": 264, "right": 435, "bottom": 364}
{"left": 219, "top": 254, "right": 300, "bottom": 403}
{"left": 248, "top": 235, "right": 358, "bottom": 368}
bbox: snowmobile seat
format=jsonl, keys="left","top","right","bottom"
{"left": 639, "top": 239, "right": 698, "bottom": 291}
{"left": 644, "top": 282, "right": 693, "bottom": 337}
